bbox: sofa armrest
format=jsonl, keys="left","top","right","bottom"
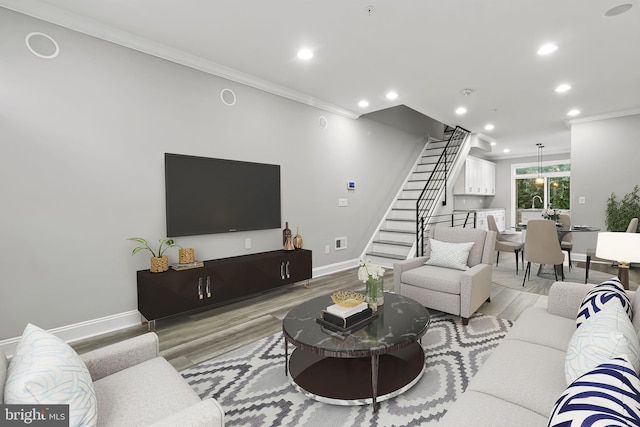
{"left": 149, "top": 398, "right": 224, "bottom": 427}
{"left": 81, "top": 332, "right": 159, "bottom": 381}
{"left": 547, "top": 281, "right": 596, "bottom": 319}
{"left": 393, "top": 256, "right": 429, "bottom": 292}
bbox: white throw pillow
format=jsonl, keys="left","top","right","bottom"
{"left": 425, "top": 239, "right": 474, "bottom": 271}
{"left": 565, "top": 300, "right": 640, "bottom": 385}
{"left": 4, "top": 324, "right": 98, "bottom": 427}
{"left": 549, "top": 356, "right": 640, "bottom": 426}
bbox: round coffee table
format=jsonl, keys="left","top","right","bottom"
{"left": 282, "top": 292, "right": 430, "bottom": 411}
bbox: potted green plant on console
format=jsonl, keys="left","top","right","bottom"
{"left": 127, "top": 237, "right": 179, "bottom": 272}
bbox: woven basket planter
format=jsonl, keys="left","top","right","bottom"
{"left": 179, "top": 248, "right": 195, "bottom": 264}
{"left": 150, "top": 255, "right": 169, "bottom": 273}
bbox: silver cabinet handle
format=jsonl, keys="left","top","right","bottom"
{"left": 280, "top": 262, "right": 285, "bottom": 279}
{"left": 206, "top": 276, "right": 211, "bottom": 298}
{"left": 198, "top": 278, "right": 204, "bottom": 300}
{"left": 286, "top": 261, "right": 290, "bottom": 279}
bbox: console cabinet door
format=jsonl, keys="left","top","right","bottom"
{"left": 283, "top": 250, "right": 312, "bottom": 283}
{"left": 137, "top": 268, "right": 208, "bottom": 320}
{"left": 204, "top": 258, "right": 249, "bottom": 303}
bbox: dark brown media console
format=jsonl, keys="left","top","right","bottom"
{"left": 137, "top": 249, "right": 312, "bottom": 324}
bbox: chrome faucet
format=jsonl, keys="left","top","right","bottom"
{"left": 531, "top": 196, "right": 543, "bottom": 209}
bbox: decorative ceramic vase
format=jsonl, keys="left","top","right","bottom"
{"left": 150, "top": 255, "right": 169, "bottom": 273}
{"left": 293, "top": 227, "right": 303, "bottom": 249}
{"left": 283, "top": 222, "right": 294, "bottom": 251}
{"left": 178, "top": 248, "right": 195, "bottom": 264}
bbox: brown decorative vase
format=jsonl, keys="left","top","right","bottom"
{"left": 293, "top": 227, "right": 303, "bottom": 249}
{"left": 151, "top": 255, "right": 169, "bottom": 273}
{"left": 179, "top": 248, "right": 195, "bottom": 264}
{"left": 283, "top": 222, "right": 295, "bottom": 251}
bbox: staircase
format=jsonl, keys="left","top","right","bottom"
{"left": 363, "top": 126, "right": 471, "bottom": 268}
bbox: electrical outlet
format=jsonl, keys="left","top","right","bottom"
{"left": 325, "top": 245, "right": 330, "bottom": 254}
{"left": 579, "top": 196, "right": 586, "bottom": 204}
{"left": 338, "top": 198, "right": 348, "bottom": 207}
{"left": 245, "top": 238, "right": 251, "bottom": 249}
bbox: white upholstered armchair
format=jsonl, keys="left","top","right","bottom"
{"left": 393, "top": 226, "right": 496, "bottom": 325}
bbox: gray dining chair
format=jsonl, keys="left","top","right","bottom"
{"left": 487, "top": 214, "right": 524, "bottom": 274}
{"left": 584, "top": 217, "right": 638, "bottom": 283}
{"left": 558, "top": 214, "right": 573, "bottom": 271}
{"left": 522, "top": 219, "right": 565, "bottom": 285}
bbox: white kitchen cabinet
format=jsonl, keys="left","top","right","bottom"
{"left": 454, "top": 156, "right": 496, "bottom": 195}
{"left": 475, "top": 208, "right": 506, "bottom": 232}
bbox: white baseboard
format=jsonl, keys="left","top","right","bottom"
{"left": 1, "top": 259, "right": 370, "bottom": 357}
{"left": 312, "top": 258, "right": 360, "bottom": 277}
{"left": 0, "top": 310, "right": 141, "bottom": 357}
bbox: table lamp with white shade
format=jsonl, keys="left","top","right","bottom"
{"left": 595, "top": 232, "right": 640, "bottom": 290}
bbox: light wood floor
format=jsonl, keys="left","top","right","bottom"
{"left": 70, "top": 258, "right": 638, "bottom": 371}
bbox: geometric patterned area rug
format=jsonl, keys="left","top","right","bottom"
{"left": 181, "top": 311, "right": 512, "bottom": 427}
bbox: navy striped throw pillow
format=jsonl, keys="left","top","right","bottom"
{"left": 548, "top": 356, "right": 640, "bottom": 427}
{"left": 576, "top": 278, "right": 632, "bottom": 328}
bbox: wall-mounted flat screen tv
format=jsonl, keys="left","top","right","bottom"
{"left": 165, "top": 153, "right": 281, "bottom": 237}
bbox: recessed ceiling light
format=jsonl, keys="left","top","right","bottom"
{"left": 555, "top": 83, "right": 571, "bottom": 93}
{"left": 537, "top": 43, "right": 558, "bottom": 55}
{"left": 567, "top": 109, "right": 581, "bottom": 117}
{"left": 455, "top": 107, "right": 467, "bottom": 115}
{"left": 385, "top": 91, "right": 399, "bottom": 100}
{"left": 358, "top": 100, "right": 369, "bottom": 108}
{"left": 503, "top": 148, "right": 510, "bottom": 153}
{"left": 484, "top": 123, "right": 495, "bottom": 131}
{"left": 604, "top": 3, "right": 633, "bottom": 17}
{"left": 297, "top": 48, "right": 313, "bottom": 60}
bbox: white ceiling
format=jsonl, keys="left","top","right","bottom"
{"left": 4, "top": 0, "right": 640, "bottom": 159}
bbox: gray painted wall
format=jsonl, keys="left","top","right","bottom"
{"left": 0, "top": 10, "right": 425, "bottom": 339}
{"left": 570, "top": 114, "right": 640, "bottom": 253}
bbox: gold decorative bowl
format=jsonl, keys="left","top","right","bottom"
{"left": 331, "top": 291, "right": 366, "bottom": 307}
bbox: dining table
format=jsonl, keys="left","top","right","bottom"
{"left": 516, "top": 223, "right": 600, "bottom": 241}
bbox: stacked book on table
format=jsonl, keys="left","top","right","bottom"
{"left": 317, "top": 301, "right": 375, "bottom": 332}
{"left": 171, "top": 261, "right": 204, "bottom": 271}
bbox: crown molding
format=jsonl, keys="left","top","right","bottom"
{"left": 0, "top": 0, "right": 360, "bottom": 120}
{"left": 565, "top": 107, "right": 640, "bottom": 127}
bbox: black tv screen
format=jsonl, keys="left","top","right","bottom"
{"left": 165, "top": 153, "right": 281, "bottom": 237}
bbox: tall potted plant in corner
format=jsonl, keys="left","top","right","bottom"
{"left": 605, "top": 185, "right": 640, "bottom": 231}
{"left": 127, "top": 238, "right": 178, "bottom": 272}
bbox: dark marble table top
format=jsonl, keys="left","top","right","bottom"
{"left": 282, "top": 292, "right": 430, "bottom": 358}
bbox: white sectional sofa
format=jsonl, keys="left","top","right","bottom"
{"left": 440, "top": 280, "right": 640, "bottom": 426}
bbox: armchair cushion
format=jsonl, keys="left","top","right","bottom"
{"left": 4, "top": 324, "right": 98, "bottom": 427}
{"left": 425, "top": 239, "right": 474, "bottom": 270}
{"left": 401, "top": 265, "right": 464, "bottom": 294}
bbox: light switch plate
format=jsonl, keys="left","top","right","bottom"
{"left": 338, "top": 198, "right": 348, "bottom": 207}
{"left": 579, "top": 196, "right": 586, "bottom": 204}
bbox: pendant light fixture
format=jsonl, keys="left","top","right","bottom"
{"left": 535, "top": 143, "right": 545, "bottom": 186}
